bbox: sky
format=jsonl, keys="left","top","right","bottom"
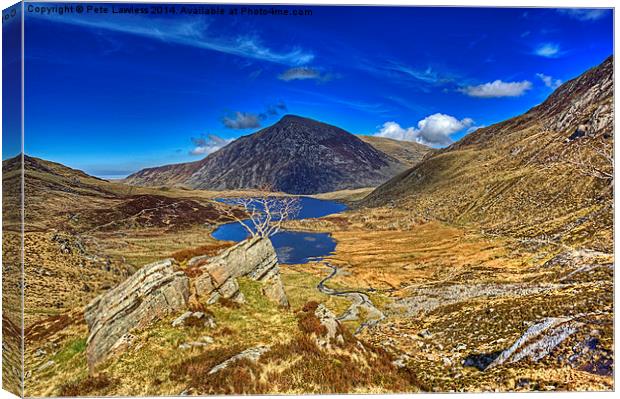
{"left": 3, "top": 4, "right": 614, "bottom": 178}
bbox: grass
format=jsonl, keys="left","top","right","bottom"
{"left": 168, "top": 301, "right": 423, "bottom": 394}
{"left": 171, "top": 242, "right": 233, "bottom": 263}
{"left": 53, "top": 338, "right": 87, "bottom": 364}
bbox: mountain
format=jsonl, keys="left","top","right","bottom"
{"left": 125, "top": 115, "right": 408, "bottom": 194}
{"left": 357, "top": 135, "right": 433, "bottom": 166}
{"left": 362, "top": 56, "right": 613, "bottom": 250}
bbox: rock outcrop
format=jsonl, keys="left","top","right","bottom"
{"left": 208, "top": 345, "right": 271, "bottom": 375}
{"left": 486, "top": 317, "right": 583, "bottom": 370}
{"left": 84, "top": 259, "right": 189, "bottom": 369}
{"left": 192, "top": 237, "right": 289, "bottom": 307}
{"left": 314, "top": 304, "right": 345, "bottom": 347}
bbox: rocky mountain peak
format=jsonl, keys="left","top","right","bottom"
{"left": 126, "top": 115, "right": 410, "bottom": 194}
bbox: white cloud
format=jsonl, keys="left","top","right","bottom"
{"left": 189, "top": 135, "right": 231, "bottom": 156}
{"left": 459, "top": 80, "right": 532, "bottom": 98}
{"left": 278, "top": 67, "right": 333, "bottom": 82}
{"left": 534, "top": 43, "right": 561, "bottom": 58}
{"left": 557, "top": 9, "right": 610, "bottom": 21}
{"left": 536, "top": 73, "right": 563, "bottom": 89}
{"left": 374, "top": 113, "right": 474, "bottom": 146}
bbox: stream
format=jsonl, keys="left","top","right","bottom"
{"left": 212, "top": 196, "right": 384, "bottom": 333}
{"left": 317, "top": 262, "right": 386, "bottom": 335}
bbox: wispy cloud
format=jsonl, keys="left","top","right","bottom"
{"left": 557, "top": 9, "right": 610, "bottom": 21}
{"left": 30, "top": 14, "right": 314, "bottom": 66}
{"left": 534, "top": 42, "right": 561, "bottom": 58}
{"left": 278, "top": 67, "right": 336, "bottom": 82}
{"left": 459, "top": 80, "right": 532, "bottom": 98}
{"left": 374, "top": 113, "right": 474, "bottom": 147}
{"left": 189, "top": 134, "right": 232, "bottom": 156}
{"left": 536, "top": 73, "right": 562, "bottom": 89}
{"left": 222, "top": 102, "right": 287, "bottom": 130}
{"left": 384, "top": 62, "right": 455, "bottom": 85}
{"left": 358, "top": 59, "right": 459, "bottom": 92}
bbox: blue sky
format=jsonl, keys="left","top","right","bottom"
{"left": 6, "top": 4, "right": 614, "bottom": 177}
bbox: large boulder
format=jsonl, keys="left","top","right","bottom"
{"left": 84, "top": 259, "right": 189, "bottom": 369}
{"left": 192, "top": 237, "right": 289, "bottom": 307}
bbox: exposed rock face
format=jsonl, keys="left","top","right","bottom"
{"left": 314, "top": 304, "right": 345, "bottom": 347}
{"left": 125, "top": 115, "right": 408, "bottom": 194}
{"left": 84, "top": 259, "right": 189, "bottom": 369}
{"left": 486, "top": 317, "right": 582, "bottom": 370}
{"left": 192, "top": 237, "right": 289, "bottom": 307}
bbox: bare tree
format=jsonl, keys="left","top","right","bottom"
{"left": 566, "top": 137, "right": 613, "bottom": 188}
{"left": 221, "top": 191, "right": 301, "bottom": 239}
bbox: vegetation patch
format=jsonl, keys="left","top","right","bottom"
{"left": 59, "top": 374, "right": 118, "bottom": 396}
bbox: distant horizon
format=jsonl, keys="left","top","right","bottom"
{"left": 3, "top": 4, "right": 613, "bottom": 178}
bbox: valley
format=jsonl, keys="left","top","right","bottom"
{"left": 2, "top": 56, "right": 614, "bottom": 395}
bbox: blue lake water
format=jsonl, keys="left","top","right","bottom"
{"left": 211, "top": 197, "right": 347, "bottom": 264}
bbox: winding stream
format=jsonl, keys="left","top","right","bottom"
{"left": 317, "top": 262, "right": 386, "bottom": 334}
{"left": 212, "top": 196, "right": 384, "bottom": 332}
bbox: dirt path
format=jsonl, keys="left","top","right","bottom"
{"left": 317, "top": 262, "right": 385, "bottom": 334}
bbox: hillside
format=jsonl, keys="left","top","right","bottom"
{"left": 125, "top": 115, "right": 408, "bottom": 194}
{"left": 362, "top": 56, "right": 613, "bottom": 250}
{"left": 357, "top": 135, "right": 433, "bottom": 165}
{"left": 2, "top": 155, "right": 243, "bottom": 326}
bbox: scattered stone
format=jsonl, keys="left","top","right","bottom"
{"left": 179, "top": 341, "right": 210, "bottom": 349}
{"left": 208, "top": 345, "right": 270, "bottom": 375}
{"left": 392, "top": 354, "right": 410, "bottom": 368}
{"left": 171, "top": 311, "right": 215, "bottom": 328}
{"left": 418, "top": 329, "right": 432, "bottom": 339}
{"left": 179, "top": 387, "right": 197, "bottom": 396}
{"left": 37, "top": 360, "right": 54, "bottom": 372}
{"left": 172, "top": 311, "right": 193, "bottom": 327}
{"left": 200, "top": 336, "right": 214, "bottom": 344}
{"left": 84, "top": 258, "right": 189, "bottom": 369}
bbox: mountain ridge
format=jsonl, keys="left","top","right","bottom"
{"left": 361, "top": 56, "right": 613, "bottom": 250}
{"left": 125, "top": 115, "right": 414, "bottom": 194}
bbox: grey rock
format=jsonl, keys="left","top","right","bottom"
{"left": 418, "top": 329, "right": 432, "bottom": 339}
{"left": 486, "top": 316, "right": 582, "bottom": 370}
{"left": 172, "top": 311, "right": 193, "bottom": 327}
{"left": 208, "top": 345, "right": 270, "bottom": 375}
{"left": 314, "top": 304, "right": 344, "bottom": 347}
{"left": 193, "top": 237, "right": 288, "bottom": 307}
{"left": 172, "top": 311, "right": 215, "bottom": 328}
{"left": 84, "top": 259, "right": 189, "bottom": 369}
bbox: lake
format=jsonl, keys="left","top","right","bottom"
{"left": 211, "top": 197, "right": 347, "bottom": 264}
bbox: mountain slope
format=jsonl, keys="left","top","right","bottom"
{"left": 126, "top": 115, "right": 408, "bottom": 194}
{"left": 357, "top": 135, "right": 433, "bottom": 165}
{"left": 362, "top": 56, "right": 613, "bottom": 250}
